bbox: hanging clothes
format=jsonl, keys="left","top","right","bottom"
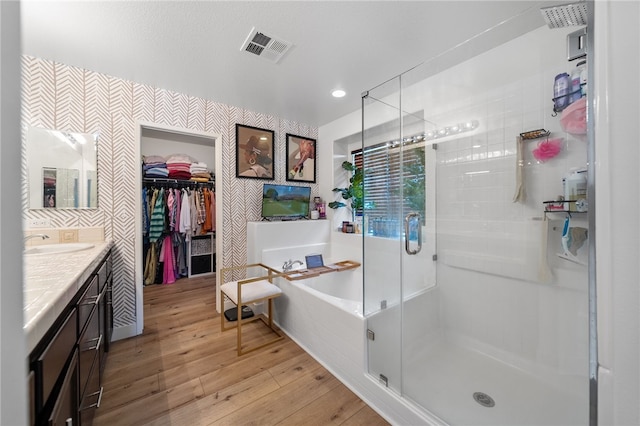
{"left": 161, "top": 234, "right": 176, "bottom": 284}
{"left": 179, "top": 188, "right": 192, "bottom": 237}
{"left": 141, "top": 162, "right": 214, "bottom": 284}
{"left": 203, "top": 188, "right": 213, "bottom": 233}
{"left": 149, "top": 188, "right": 165, "bottom": 243}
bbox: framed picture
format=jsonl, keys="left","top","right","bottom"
{"left": 286, "top": 133, "right": 316, "bottom": 183}
{"left": 236, "top": 124, "right": 275, "bottom": 179}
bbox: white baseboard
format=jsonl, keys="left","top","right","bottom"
{"left": 112, "top": 323, "right": 139, "bottom": 342}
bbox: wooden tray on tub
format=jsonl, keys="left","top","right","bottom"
{"left": 283, "top": 260, "right": 361, "bottom": 280}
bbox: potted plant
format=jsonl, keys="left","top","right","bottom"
{"left": 329, "top": 161, "right": 363, "bottom": 218}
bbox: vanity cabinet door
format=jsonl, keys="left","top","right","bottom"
{"left": 47, "top": 349, "right": 78, "bottom": 426}
{"left": 29, "top": 371, "right": 35, "bottom": 426}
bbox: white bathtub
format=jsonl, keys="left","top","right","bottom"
{"left": 272, "top": 266, "right": 437, "bottom": 426}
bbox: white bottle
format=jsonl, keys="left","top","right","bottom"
{"left": 578, "top": 61, "right": 587, "bottom": 97}
{"left": 570, "top": 65, "right": 582, "bottom": 104}
{"left": 565, "top": 168, "right": 587, "bottom": 212}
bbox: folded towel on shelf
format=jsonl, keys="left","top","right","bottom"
{"left": 166, "top": 153, "right": 194, "bottom": 164}
{"left": 145, "top": 167, "right": 169, "bottom": 178}
{"left": 143, "top": 163, "right": 167, "bottom": 171}
{"left": 143, "top": 154, "right": 166, "bottom": 165}
{"left": 168, "top": 170, "right": 192, "bottom": 180}
{"left": 190, "top": 162, "right": 208, "bottom": 172}
{"left": 190, "top": 176, "right": 211, "bottom": 183}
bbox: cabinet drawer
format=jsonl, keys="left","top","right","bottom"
{"left": 98, "top": 253, "right": 112, "bottom": 292}
{"left": 97, "top": 262, "right": 107, "bottom": 293}
{"left": 47, "top": 349, "right": 78, "bottom": 426}
{"left": 78, "top": 275, "right": 99, "bottom": 336}
{"left": 78, "top": 305, "right": 101, "bottom": 401}
{"left": 79, "top": 359, "right": 102, "bottom": 426}
{"left": 36, "top": 308, "right": 77, "bottom": 408}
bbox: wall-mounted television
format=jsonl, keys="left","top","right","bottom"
{"left": 261, "top": 183, "right": 311, "bottom": 221}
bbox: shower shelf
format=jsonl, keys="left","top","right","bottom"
{"left": 543, "top": 200, "right": 587, "bottom": 215}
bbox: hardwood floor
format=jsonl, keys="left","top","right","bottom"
{"left": 94, "top": 275, "right": 390, "bottom": 425}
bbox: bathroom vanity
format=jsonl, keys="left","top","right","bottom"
{"left": 25, "top": 241, "right": 113, "bottom": 426}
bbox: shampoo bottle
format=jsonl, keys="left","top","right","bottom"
{"left": 564, "top": 168, "right": 588, "bottom": 212}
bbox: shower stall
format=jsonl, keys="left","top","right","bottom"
{"left": 361, "top": 4, "right": 593, "bottom": 425}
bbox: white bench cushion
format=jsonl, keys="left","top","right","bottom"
{"left": 220, "top": 279, "right": 282, "bottom": 305}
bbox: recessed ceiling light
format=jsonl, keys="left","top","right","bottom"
{"left": 332, "top": 89, "right": 346, "bottom": 98}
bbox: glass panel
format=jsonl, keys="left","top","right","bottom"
{"left": 363, "top": 76, "right": 403, "bottom": 394}
{"left": 362, "top": 9, "right": 590, "bottom": 425}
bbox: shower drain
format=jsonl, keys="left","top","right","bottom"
{"left": 473, "top": 392, "right": 495, "bottom": 408}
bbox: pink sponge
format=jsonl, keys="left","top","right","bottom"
{"left": 532, "top": 138, "right": 562, "bottom": 161}
{"left": 560, "top": 98, "right": 587, "bottom": 134}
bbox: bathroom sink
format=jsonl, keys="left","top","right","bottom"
{"left": 24, "top": 243, "right": 95, "bottom": 255}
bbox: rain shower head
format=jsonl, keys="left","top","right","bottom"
{"left": 540, "top": 2, "right": 587, "bottom": 28}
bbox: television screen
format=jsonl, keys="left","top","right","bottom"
{"left": 262, "top": 184, "right": 311, "bottom": 220}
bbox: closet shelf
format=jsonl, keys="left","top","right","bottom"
{"left": 143, "top": 177, "right": 214, "bottom": 187}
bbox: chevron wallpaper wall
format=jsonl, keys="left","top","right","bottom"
{"left": 21, "top": 55, "right": 319, "bottom": 331}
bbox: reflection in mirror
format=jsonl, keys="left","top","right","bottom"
{"left": 27, "top": 126, "right": 98, "bottom": 209}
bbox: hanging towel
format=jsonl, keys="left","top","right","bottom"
{"left": 512, "top": 136, "right": 525, "bottom": 203}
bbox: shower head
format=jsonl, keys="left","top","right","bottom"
{"left": 540, "top": 2, "right": 587, "bottom": 28}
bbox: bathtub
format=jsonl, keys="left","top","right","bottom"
{"left": 271, "top": 265, "right": 438, "bottom": 426}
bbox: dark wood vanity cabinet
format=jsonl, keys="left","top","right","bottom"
{"left": 30, "top": 249, "right": 112, "bottom": 426}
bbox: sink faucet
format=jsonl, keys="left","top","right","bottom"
{"left": 24, "top": 233, "right": 50, "bottom": 242}
{"left": 282, "top": 259, "right": 304, "bottom": 272}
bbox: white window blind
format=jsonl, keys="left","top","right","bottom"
{"left": 354, "top": 142, "right": 425, "bottom": 237}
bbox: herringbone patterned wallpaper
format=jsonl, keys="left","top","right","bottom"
{"left": 21, "top": 55, "right": 319, "bottom": 331}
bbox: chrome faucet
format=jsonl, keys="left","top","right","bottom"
{"left": 24, "top": 233, "right": 50, "bottom": 242}
{"left": 282, "top": 259, "right": 304, "bottom": 272}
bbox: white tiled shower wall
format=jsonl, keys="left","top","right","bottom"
{"left": 421, "top": 25, "right": 589, "bottom": 375}
{"left": 358, "top": 24, "right": 589, "bottom": 382}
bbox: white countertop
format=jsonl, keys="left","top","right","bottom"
{"left": 24, "top": 240, "right": 114, "bottom": 353}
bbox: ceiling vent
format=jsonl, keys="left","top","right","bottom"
{"left": 240, "top": 27, "right": 293, "bottom": 63}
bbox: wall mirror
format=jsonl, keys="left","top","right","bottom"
{"left": 26, "top": 126, "right": 98, "bottom": 209}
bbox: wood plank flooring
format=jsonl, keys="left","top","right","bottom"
{"left": 94, "top": 275, "right": 390, "bottom": 425}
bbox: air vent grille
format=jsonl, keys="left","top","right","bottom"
{"left": 252, "top": 32, "right": 271, "bottom": 46}
{"left": 245, "top": 43, "right": 264, "bottom": 55}
{"left": 240, "top": 27, "right": 293, "bottom": 63}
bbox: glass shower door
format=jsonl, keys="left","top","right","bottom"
{"left": 362, "top": 75, "right": 437, "bottom": 397}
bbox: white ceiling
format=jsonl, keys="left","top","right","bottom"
{"left": 20, "top": 1, "right": 557, "bottom": 127}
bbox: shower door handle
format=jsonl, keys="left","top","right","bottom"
{"left": 404, "top": 212, "right": 422, "bottom": 255}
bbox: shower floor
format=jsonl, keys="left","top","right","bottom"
{"left": 402, "top": 340, "right": 588, "bottom": 425}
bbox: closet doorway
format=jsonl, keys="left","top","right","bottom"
{"left": 134, "top": 121, "right": 222, "bottom": 335}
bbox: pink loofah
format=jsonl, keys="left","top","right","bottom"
{"left": 532, "top": 138, "right": 562, "bottom": 161}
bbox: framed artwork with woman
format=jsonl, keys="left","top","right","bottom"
{"left": 236, "top": 124, "right": 275, "bottom": 179}
{"left": 286, "top": 133, "right": 316, "bottom": 183}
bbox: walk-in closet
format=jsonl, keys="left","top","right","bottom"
{"left": 140, "top": 126, "right": 217, "bottom": 286}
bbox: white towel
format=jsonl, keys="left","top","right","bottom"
{"left": 512, "top": 136, "right": 525, "bottom": 203}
